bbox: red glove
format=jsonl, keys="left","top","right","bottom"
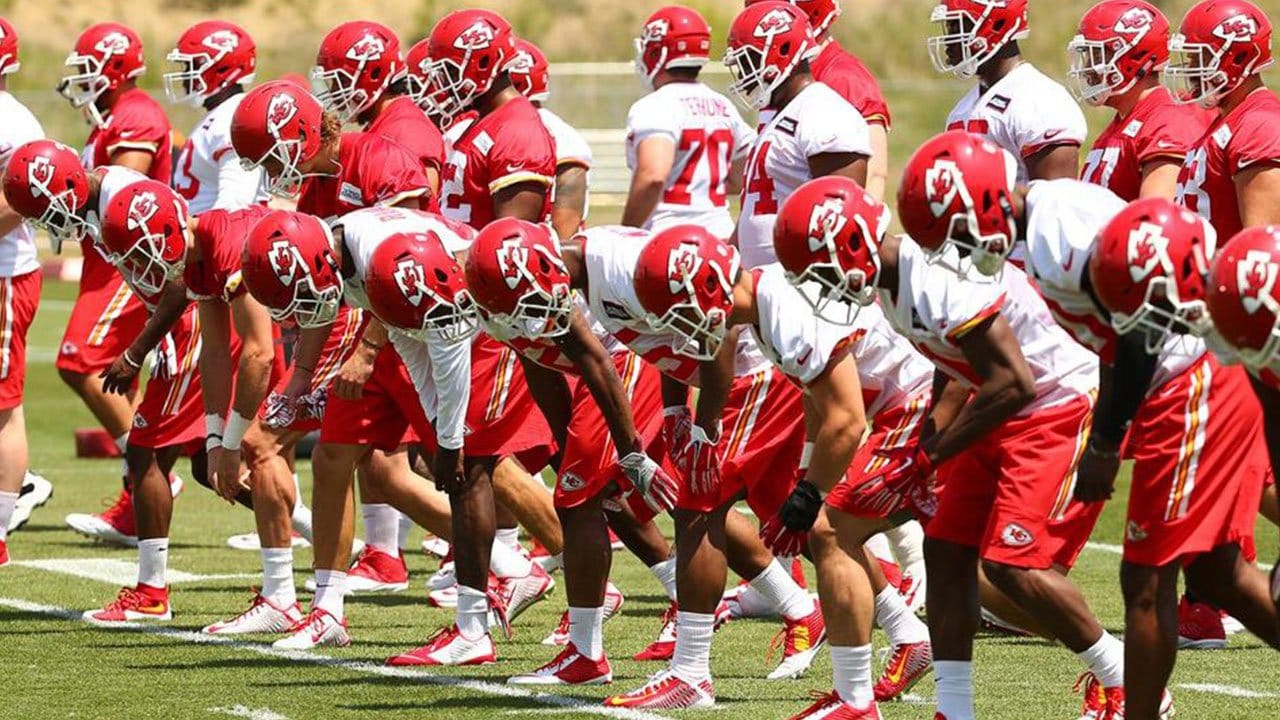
{"left": 759, "top": 514, "right": 809, "bottom": 557}
{"left": 853, "top": 444, "right": 935, "bottom": 498}
{"left": 673, "top": 423, "right": 720, "bottom": 497}
{"left": 662, "top": 406, "right": 692, "bottom": 456}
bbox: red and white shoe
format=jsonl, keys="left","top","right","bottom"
{"left": 603, "top": 670, "right": 714, "bottom": 710}
{"left": 84, "top": 584, "right": 171, "bottom": 623}
{"left": 529, "top": 539, "right": 561, "bottom": 572}
{"left": 1088, "top": 683, "right": 1174, "bottom": 720}
{"left": 542, "top": 582, "right": 625, "bottom": 646}
{"left": 874, "top": 641, "right": 932, "bottom": 701}
{"left": 0, "top": 539, "right": 9, "bottom": 567}
{"left": 387, "top": 625, "right": 496, "bottom": 666}
{"left": 65, "top": 489, "right": 137, "bottom": 547}
{"left": 496, "top": 563, "right": 555, "bottom": 623}
{"left": 347, "top": 547, "right": 409, "bottom": 593}
{"left": 1178, "top": 596, "right": 1226, "bottom": 649}
{"left": 1075, "top": 672, "right": 1106, "bottom": 720}
{"left": 767, "top": 603, "right": 828, "bottom": 680}
{"left": 273, "top": 608, "right": 350, "bottom": 650}
{"left": 508, "top": 643, "right": 613, "bottom": 685}
{"left": 202, "top": 592, "right": 303, "bottom": 635}
{"left": 787, "top": 692, "right": 882, "bottom": 719}
{"left": 420, "top": 535, "right": 450, "bottom": 558}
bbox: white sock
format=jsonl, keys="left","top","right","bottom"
{"left": 831, "top": 644, "right": 874, "bottom": 708}
{"left": 361, "top": 503, "right": 400, "bottom": 557}
{"left": 648, "top": 557, "right": 678, "bottom": 601}
{"left": 496, "top": 526, "right": 520, "bottom": 551}
{"left": 876, "top": 585, "right": 930, "bottom": 645}
{"left": 490, "top": 536, "right": 533, "bottom": 578}
{"left": 568, "top": 605, "right": 605, "bottom": 660}
{"left": 864, "top": 533, "right": 894, "bottom": 564}
{"left": 886, "top": 521, "right": 925, "bottom": 568}
{"left": 671, "top": 611, "right": 715, "bottom": 682}
{"left": 456, "top": 584, "right": 489, "bottom": 640}
{"left": 935, "top": 660, "right": 975, "bottom": 720}
{"left": 136, "top": 537, "right": 169, "bottom": 589}
{"left": 1077, "top": 632, "right": 1125, "bottom": 688}
{"left": 0, "top": 490, "right": 17, "bottom": 542}
{"left": 397, "top": 512, "right": 414, "bottom": 550}
{"left": 291, "top": 473, "right": 303, "bottom": 507}
{"left": 290, "top": 503, "right": 313, "bottom": 542}
{"left": 114, "top": 433, "right": 129, "bottom": 455}
{"left": 312, "top": 569, "right": 347, "bottom": 619}
{"left": 260, "top": 547, "right": 296, "bottom": 606}
{"left": 749, "top": 559, "right": 815, "bottom": 621}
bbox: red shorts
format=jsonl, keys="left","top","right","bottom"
{"left": 0, "top": 271, "right": 41, "bottom": 411}
{"left": 129, "top": 306, "right": 207, "bottom": 451}
{"left": 263, "top": 306, "right": 367, "bottom": 433}
{"left": 57, "top": 249, "right": 148, "bottom": 375}
{"left": 827, "top": 391, "right": 932, "bottom": 519}
{"left": 677, "top": 368, "right": 806, "bottom": 517}
{"left": 926, "top": 394, "right": 1095, "bottom": 570}
{"left": 555, "top": 351, "right": 667, "bottom": 510}
{"left": 1122, "top": 358, "right": 1267, "bottom": 566}
{"left": 320, "top": 344, "right": 434, "bottom": 452}
{"left": 464, "top": 335, "right": 554, "bottom": 464}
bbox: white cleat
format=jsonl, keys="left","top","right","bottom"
{"left": 202, "top": 593, "right": 304, "bottom": 635}
{"left": 8, "top": 471, "right": 53, "bottom": 532}
{"left": 497, "top": 564, "right": 555, "bottom": 623}
{"left": 272, "top": 608, "right": 350, "bottom": 650}
{"left": 226, "top": 533, "right": 312, "bottom": 551}
{"left": 426, "top": 559, "right": 456, "bottom": 591}
{"left": 421, "top": 536, "right": 450, "bottom": 558}
{"left": 387, "top": 625, "right": 497, "bottom": 666}
{"left": 542, "top": 582, "right": 624, "bottom": 646}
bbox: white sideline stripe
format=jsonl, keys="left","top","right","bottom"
{"left": 0, "top": 597, "right": 673, "bottom": 720}
{"left": 209, "top": 706, "right": 291, "bottom": 720}
{"left": 12, "top": 558, "right": 258, "bottom": 586}
{"left": 1177, "top": 683, "right": 1280, "bottom": 699}
{"left": 1085, "top": 542, "right": 1275, "bottom": 571}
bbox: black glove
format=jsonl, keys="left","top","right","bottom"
{"left": 777, "top": 480, "right": 824, "bottom": 532}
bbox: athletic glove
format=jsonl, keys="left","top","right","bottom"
{"left": 673, "top": 423, "right": 721, "bottom": 497}
{"left": 619, "top": 451, "right": 680, "bottom": 514}
{"left": 661, "top": 406, "right": 692, "bottom": 456}
{"left": 759, "top": 478, "right": 823, "bottom": 557}
{"left": 261, "top": 391, "right": 297, "bottom": 429}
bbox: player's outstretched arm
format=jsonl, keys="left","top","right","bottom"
{"left": 551, "top": 164, "right": 588, "bottom": 241}
{"left": 518, "top": 354, "right": 573, "bottom": 453}
{"left": 101, "top": 279, "right": 189, "bottom": 395}
{"left": 620, "top": 137, "right": 675, "bottom": 228}
{"left": 227, "top": 292, "right": 277, "bottom": 426}
{"left": 1076, "top": 332, "right": 1158, "bottom": 503}
{"left": 801, "top": 353, "right": 867, "bottom": 493}
{"left": 197, "top": 299, "right": 234, "bottom": 449}
{"left": 556, "top": 311, "right": 642, "bottom": 455}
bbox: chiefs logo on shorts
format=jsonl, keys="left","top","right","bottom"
{"left": 807, "top": 196, "right": 848, "bottom": 252}
{"left": 559, "top": 472, "right": 586, "bottom": 492}
{"left": 1126, "top": 222, "right": 1174, "bottom": 283}
{"left": 455, "top": 21, "right": 495, "bottom": 50}
{"left": 265, "top": 93, "right": 298, "bottom": 140}
{"left": 1000, "top": 523, "right": 1034, "bottom": 548}
{"left": 347, "top": 33, "right": 385, "bottom": 62}
{"left": 754, "top": 7, "right": 795, "bottom": 38}
{"left": 1213, "top": 13, "right": 1259, "bottom": 43}
{"left": 94, "top": 31, "right": 131, "bottom": 56}
{"left": 394, "top": 258, "right": 430, "bottom": 307}
{"left": 924, "top": 159, "right": 963, "bottom": 218}
{"left": 202, "top": 29, "right": 240, "bottom": 54}
{"left": 1237, "top": 249, "right": 1279, "bottom": 315}
{"left": 1126, "top": 520, "right": 1149, "bottom": 543}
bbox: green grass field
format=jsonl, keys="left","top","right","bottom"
{"left": 1, "top": 280, "right": 1278, "bottom": 719}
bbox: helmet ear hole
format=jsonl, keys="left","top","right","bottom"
{"left": 434, "top": 267, "right": 448, "bottom": 283}
{"left": 778, "top": 41, "right": 792, "bottom": 58}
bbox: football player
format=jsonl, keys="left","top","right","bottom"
{"left": 634, "top": 212, "right": 937, "bottom": 716}
{"left": 929, "top": 0, "right": 1087, "bottom": 182}
{"left": 622, "top": 6, "right": 754, "bottom": 236}
{"left": 0, "top": 18, "right": 46, "bottom": 560}
{"left": 56, "top": 22, "right": 175, "bottom": 545}
{"left": 724, "top": 1, "right": 871, "bottom": 269}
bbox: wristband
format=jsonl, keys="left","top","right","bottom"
{"left": 1086, "top": 441, "right": 1121, "bottom": 460}
{"left": 799, "top": 442, "right": 814, "bottom": 471}
{"left": 122, "top": 349, "right": 143, "bottom": 370}
{"left": 205, "top": 434, "right": 223, "bottom": 452}
{"left": 663, "top": 406, "right": 690, "bottom": 418}
{"left": 221, "top": 412, "right": 254, "bottom": 451}
{"left": 205, "top": 413, "right": 226, "bottom": 439}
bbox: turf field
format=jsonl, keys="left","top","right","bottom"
{"left": 2, "top": 280, "right": 1278, "bottom": 720}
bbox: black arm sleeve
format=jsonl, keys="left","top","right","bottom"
{"left": 1093, "top": 331, "right": 1160, "bottom": 445}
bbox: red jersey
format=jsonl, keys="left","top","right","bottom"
{"left": 440, "top": 95, "right": 555, "bottom": 230}
{"left": 296, "top": 132, "right": 431, "bottom": 221}
{"left": 367, "top": 96, "right": 446, "bottom": 174}
{"left": 1082, "top": 87, "right": 1211, "bottom": 201}
{"left": 809, "top": 41, "right": 891, "bottom": 129}
{"left": 82, "top": 88, "right": 172, "bottom": 182}
{"left": 1176, "top": 89, "right": 1280, "bottom": 240}
{"left": 185, "top": 205, "right": 275, "bottom": 302}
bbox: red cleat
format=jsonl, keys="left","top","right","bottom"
{"left": 347, "top": 547, "right": 409, "bottom": 593}
{"left": 767, "top": 603, "right": 827, "bottom": 680}
{"left": 495, "top": 563, "right": 555, "bottom": 623}
{"left": 787, "top": 691, "right": 882, "bottom": 719}
{"left": 604, "top": 670, "right": 714, "bottom": 709}
{"left": 387, "top": 625, "right": 496, "bottom": 666}
{"left": 84, "top": 584, "right": 171, "bottom": 623}
{"left": 65, "top": 488, "right": 137, "bottom": 547}
{"left": 0, "top": 539, "right": 10, "bottom": 567}
{"left": 790, "top": 557, "right": 809, "bottom": 588}
{"left": 1178, "top": 596, "right": 1226, "bottom": 649}
{"left": 874, "top": 641, "right": 932, "bottom": 701}
{"left": 507, "top": 643, "right": 613, "bottom": 685}
{"left": 634, "top": 602, "right": 678, "bottom": 661}
{"left": 1074, "top": 671, "right": 1106, "bottom": 720}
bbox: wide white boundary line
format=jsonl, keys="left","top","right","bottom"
{"left": 0, "top": 597, "right": 671, "bottom": 720}
{"left": 1177, "top": 683, "right": 1280, "bottom": 699}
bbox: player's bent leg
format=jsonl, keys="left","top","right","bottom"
{"left": 492, "top": 456, "right": 563, "bottom": 554}
{"left": 1120, "top": 561, "right": 1180, "bottom": 720}
{"left": 1185, "top": 543, "right": 1280, "bottom": 649}
{"left": 980, "top": 560, "right": 1106, "bottom": 652}
{"left": 977, "top": 566, "right": 1056, "bottom": 640}
{"left": 924, "top": 537, "right": 980, "bottom": 720}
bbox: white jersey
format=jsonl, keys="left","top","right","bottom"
{"left": 878, "top": 237, "right": 1097, "bottom": 416}
{"left": 625, "top": 82, "right": 756, "bottom": 237}
{"left": 0, "top": 92, "right": 44, "bottom": 277}
{"left": 1022, "top": 179, "right": 1205, "bottom": 389}
{"left": 90, "top": 165, "right": 147, "bottom": 231}
{"left": 335, "top": 206, "right": 473, "bottom": 450}
{"left": 538, "top": 106, "right": 593, "bottom": 222}
{"left": 752, "top": 264, "right": 932, "bottom": 417}
{"left": 946, "top": 63, "right": 1087, "bottom": 184}
{"left": 739, "top": 82, "right": 871, "bottom": 269}
{"left": 172, "top": 94, "right": 267, "bottom": 213}
{"left": 580, "top": 225, "right": 770, "bottom": 385}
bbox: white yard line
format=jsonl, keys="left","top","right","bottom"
{"left": 11, "top": 558, "right": 258, "bottom": 586}
{"left": 208, "top": 706, "right": 291, "bottom": 720}
{"left": 1177, "top": 683, "right": 1280, "bottom": 699}
{"left": 0, "top": 597, "right": 672, "bottom": 720}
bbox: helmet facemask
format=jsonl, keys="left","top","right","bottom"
{"left": 425, "top": 55, "right": 482, "bottom": 125}
{"left": 1164, "top": 36, "right": 1236, "bottom": 108}
{"left": 58, "top": 54, "right": 111, "bottom": 126}
{"left": 1111, "top": 275, "right": 1212, "bottom": 353}
{"left": 1068, "top": 35, "right": 1137, "bottom": 106}
{"left": 269, "top": 271, "right": 343, "bottom": 329}
{"left": 106, "top": 228, "right": 184, "bottom": 297}
{"left": 411, "top": 288, "right": 479, "bottom": 346}
{"left": 487, "top": 282, "right": 573, "bottom": 341}
{"left": 652, "top": 301, "right": 729, "bottom": 362}
{"left": 311, "top": 64, "right": 374, "bottom": 122}
{"left": 725, "top": 37, "right": 802, "bottom": 110}
{"left": 242, "top": 138, "right": 310, "bottom": 199}
{"left": 30, "top": 187, "right": 93, "bottom": 254}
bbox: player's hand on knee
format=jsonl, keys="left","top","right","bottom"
{"left": 620, "top": 451, "right": 679, "bottom": 513}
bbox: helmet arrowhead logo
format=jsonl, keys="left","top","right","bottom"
{"left": 394, "top": 257, "right": 429, "bottom": 307}
{"left": 347, "top": 33, "right": 386, "bottom": 62}
{"left": 455, "top": 21, "right": 495, "bottom": 50}
{"left": 265, "top": 93, "right": 298, "bottom": 139}
{"left": 26, "top": 155, "right": 55, "bottom": 197}
{"left": 1214, "top": 14, "right": 1258, "bottom": 42}
{"left": 1126, "top": 222, "right": 1173, "bottom": 283}
{"left": 754, "top": 8, "right": 795, "bottom": 39}
{"left": 495, "top": 238, "right": 531, "bottom": 290}
{"left": 807, "top": 197, "right": 848, "bottom": 252}
{"left": 642, "top": 18, "right": 671, "bottom": 42}
{"left": 1237, "top": 249, "right": 1278, "bottom": 315}
{"left": 1115, "top": 7, "right": 1155, "bottom": 34}
{"left": 666, "top": 243, "right": 702, "bottom": 295}
{"left": 95, "top": 31, "right": 131, "bottom": 57}
{"left": 126, "top": 191, "right": 159, "bottom": 231}
{"left": 924, "top": 159, "right": 961, "bottom": 218}
{"left": 203, "top": 29, "right": 240, "bottom": 54}
{"left": 268, "top": 239, "right": 302, "bottom": 284}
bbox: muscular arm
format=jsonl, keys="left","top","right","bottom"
{"left": 801, "top": 353, "right": 867, "bottom": 493}
{"left": 198, "top": 299, "right": 234, "bottom": 423}
{"left": 864, "top": 124, "right": 890, "bottom": 202}
{"left": 126, "top": 280, "right": 189, "bottom": 359}
{"left": 1236, "top": 166, "right": 1280, "bottom": 226}
{"left": 724, "top": 155, "right": 747, "bottom": 197}
{"left": 919, "top": 315, "right": 1036, "bottom": 464}
{"left": 1025, "top": 144, "right": 1080, "bottom": 181}
{"left": 693, "top": 326, "right": 739, "bottom": 434}
{"left": 920, "top": 369, "right": 970, "bottom": 443}
{"left": 109, "top": 148, "right": 155, "bottom": 175}
{"left": 288, "top": 323, "right": 336, "bottom": 389}
{"left": 556, "top": 311, "right": 643, "bottom": 454}
{"left": 227, "top": 292, "right": 277, "bottom": 419}
{"left": 661, "top": 373, "right": 690, "bottom": 409}
{"left": 551, "top": 164, "right": 588, "bottom": 240}
{"left": 1137, "top": 159, "right": 1184, "bottom": 200}
{"left": 620, "top": 137, "right": 675, "bottom": 228}
{"left": 808, "top": 151, "right": 868, "bottom": 186}
{"left": 1091, "top": 332, "right": 1159, "bottom": 450}
{"left": 493, "top": 181, "right": 550, "bottom": 222}
{"left": 519, "top": 355, "right": 574, "bottom": 452}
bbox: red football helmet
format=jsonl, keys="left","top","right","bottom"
{"left": 1068, "top": 1, "right": 1169, "bottom": 106}
{"left": 0, "top": 18, "right": 20, "bottom": 76}
{"left": 774, "top": 176, "right": 890, "bottom": 324}
{"left": 423, "top": 9, "right": 516, "bottom": 123}
{"left": 230, "top": 80, "right": 325, "bottom": 198}
{"left": 241, "top": 210, "right": 343, "bottom": 328}
{"left": 928, "top": 0, "right": 1030, "bottom": 78}
{"left": 404, "top": 37, "right": 435, "bottom": 111}
{"left": 634, "top": 6, "right": 712, "bottom": 90}
{"left": 1207, "top": 226, "right": 1280, "bottom": 368}
{"left": 366, "top": 231, "right": 477, "bottom": 344}
{"left": 509, "top": 38, "right": 550, "bottom": 103}
{"left": 164, "top": 21, "right": 256, "bottom": 106}
{"left": 897, "top": 130, "right": 1019, "bottom": 277}
{"left": 0, "top": 139, "right": 92, "bottom": 252}
{"left": 312, "top": 21, "right": 403, "bottom": 122}
{"left": 1166, "top": 0, "right": 1273, "bottom": 108}
{"left": 745, "top": 1, "right": 842, "bottom": 38}
{"left": 465, "top": 218, "right": 573, "bottom": 340}
{"left": 99, "top": 179, "right": 190, "bottom": 297}
{"left": 633, "top": 225, "right": 741, "bottom": 361}
{"left": 58, "top": 22, "right": 146, "bottom": 126}
{"left": 1088, "top": 197, "right": 1217, "bottom": 351}
{"left": 725, "top": 2, "right": 814, "bottom": 110}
